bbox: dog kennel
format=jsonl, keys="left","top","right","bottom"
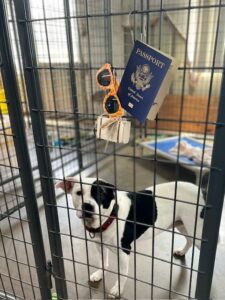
{"left": 0, "top": 0, "right": 225, "bottom": 299}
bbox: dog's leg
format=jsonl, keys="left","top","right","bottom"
{"left": 90, "top": 246, "right": 109, "bottom": 283}
{"left": 174, "top": 223, "right": 193, "bottom": 258}
{"left": 109, "top": 250, "right": 129, "bottom": 298}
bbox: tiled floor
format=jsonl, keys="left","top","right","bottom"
{"left": 0, "top": 145, "right": 224, "bottom": 299}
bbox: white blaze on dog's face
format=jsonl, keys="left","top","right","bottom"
{"left": 56, "top": 177, "right": 116, "bottom": 228}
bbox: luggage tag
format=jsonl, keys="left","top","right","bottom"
{"left": 95, "top": 64, "right": 131, "bottom": 144}
{"left": 96, "top": 115, "right": 131, "bottom": 144}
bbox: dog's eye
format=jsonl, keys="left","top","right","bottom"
{"left": 76, "top": 190, "right": 83, "bottom": 196}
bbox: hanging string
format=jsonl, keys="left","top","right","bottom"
{"left": 128, "top": 10, "right": 147, "bottom": 45}
{"left": 128, "top": 11, "right": 135, "bottom": 45}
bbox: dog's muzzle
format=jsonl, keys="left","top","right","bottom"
{"left": 82, "top": 203, "right": 94, "bottom": 219}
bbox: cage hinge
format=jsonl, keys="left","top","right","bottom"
{"left": 46, "top": 260, "right": 53, "bottom": 289}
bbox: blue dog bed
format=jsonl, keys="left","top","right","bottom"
{"left": 141, "top": 136, "right": 210, "bottom": 182}
{"left": 142, "top": 136, "right": 209, "bottom": 165}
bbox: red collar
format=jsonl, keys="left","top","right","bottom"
{"left": 85, "top": 204, "right": 118, "bottom": 238}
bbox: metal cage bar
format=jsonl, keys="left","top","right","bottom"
{"left": 12, "top": 0, "right": 68, "bottom": 298}
{"left": 195, "top": 66, "right": 225, "bottom": 299}
{"left": 0, "top": 0, "right": 51, "bottom": 299}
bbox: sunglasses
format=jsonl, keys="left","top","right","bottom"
{"left": 96, "top": 64, "right": 124, "bottom": 118}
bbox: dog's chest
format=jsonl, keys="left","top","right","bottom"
{"left": 96, "top": 191, "right": 158, "bottom": 254}
{"left": 91, "top": 191, "right": 158, "bottom": 254}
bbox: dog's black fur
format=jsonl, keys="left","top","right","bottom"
{"left": 121, "top": 190, "right": 157, "bottom": 254}
{"left": 200, "top": 171, "right": 209, "bottom": 219}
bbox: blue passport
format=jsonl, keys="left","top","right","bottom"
{"left": 118, "top": 40, "right": 172, "bottom": 123}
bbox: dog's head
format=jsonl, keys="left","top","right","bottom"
{"left": 55, "top": 177, "right": 116, "bottom": 228}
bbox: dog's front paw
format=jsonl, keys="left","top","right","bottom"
{"left": 90, "top": 269, "right": 103, "bottom": 282}
{"left": 173, "top": 249, "right": 186, "bottom": 258}
{"left": 108, "top": 283, "right": 120, "bottom": 298}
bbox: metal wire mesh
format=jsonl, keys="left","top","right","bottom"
{"left": 0, "top": 0, "right": 225, "bottom": 299}
{"left": 0, "top": 76, "right": 43, "bottom": 299}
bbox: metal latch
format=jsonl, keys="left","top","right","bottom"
{"left": 46, "top": 260, "right": 53, "bottom": 289}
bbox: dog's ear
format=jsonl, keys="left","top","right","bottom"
{"left": 91, "top": 180, "right": 115, "bottom": 209}
{"left": 55, "top": 177, "right": 77, "bottom": 193}
{"left": 102, "top": 182, "right": 116, "bottom": 209}
{"left": 101, "top": 182, "right": 115, "bottom": 199}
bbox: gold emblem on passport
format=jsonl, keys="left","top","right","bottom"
{"left": 131, "top": 64, "right": 154, "bottom": 92}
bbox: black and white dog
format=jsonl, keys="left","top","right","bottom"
{"left": 56, "top": 177, "right": 204, "bottom": 298}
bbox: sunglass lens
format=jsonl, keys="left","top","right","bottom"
{"left": 105, "top": 95, "right": 119, "bottom": 114}
{"left": 97, "top": 69, "right": 111, "bottom": 87}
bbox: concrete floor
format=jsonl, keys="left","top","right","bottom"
{"left": 0, "top": 144, "right": 225, "bottom": 299}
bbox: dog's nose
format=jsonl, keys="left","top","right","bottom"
{"left": 82, "top": 203, "right": 94, "bottom": 218}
